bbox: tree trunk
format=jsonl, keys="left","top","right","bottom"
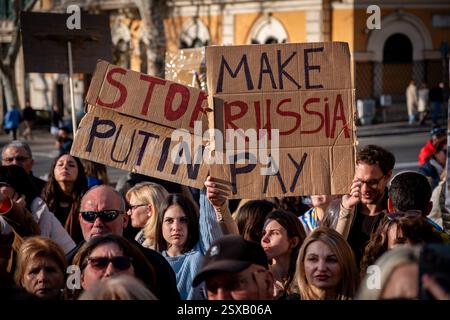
{"left": 0, "top": 67, "right": 19, "bottom": 109}
{"left": 134, "top": 0, "right": 167, "bottom": 78}
{"left": 0, "top": 0, "right": 38, "bottom": 110}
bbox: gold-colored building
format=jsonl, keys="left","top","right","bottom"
{"left": 1, "top": 0, "right": 449, "bottom": 114}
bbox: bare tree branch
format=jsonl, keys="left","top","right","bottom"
{"left": 3, "top": 0, "right": 38, "bottom": 67}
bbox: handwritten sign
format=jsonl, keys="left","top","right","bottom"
{"left": 206, "top": 42, "right": 356, "bottom": 198}
{"left": 71, "top": 105, "right": 209, "bottom": 189}
{"left": 85, "top": 60, "right": 209, "bottom": 133}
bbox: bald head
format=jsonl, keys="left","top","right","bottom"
{"left": 79, "top": 185, "right": 128, "bottom": 240}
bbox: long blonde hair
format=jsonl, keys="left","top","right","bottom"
{"left": 125, "top": 182, "right": 168, "bottom": 246}
{"left": 294, "top": 227, "right": 357, "bottom": 300}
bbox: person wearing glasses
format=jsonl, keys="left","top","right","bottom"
{"left": 41, "top": 154, "right": 88, "bottom": 244}
{"left": 70, "top": 234, "right": 157, "bottom": 299}
{"left": 1, "top": 140, "right": 47, "bottom": 194}
{"left": 192, "top": 235, "right": 275, "bottom": 300}
{"left": 337, "top": 145, "right": 395, "bottom": 266}
{"left": 66, "top": 184, "right": 181, "bottom": 301}
{"left": 125, "top": 182, "right": 169, "bottom": 249}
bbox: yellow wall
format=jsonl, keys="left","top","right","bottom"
{"left": 234, "top": 11, "right": 306, "bottom": 45}
{"left": 401, "top": 8, "right": 450, "bottom": 49}
{"left": 273, "top": 11, "right": 306, "bottom": 43}
{"left": 234, "top": 12, "right": 263, "bottom": 45}
{"left": 332, "top": 9, "right": 355, "bottom": 52}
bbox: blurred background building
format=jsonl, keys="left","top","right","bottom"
{"left": 1, "top": 0, "right": 449, "bottom": 123}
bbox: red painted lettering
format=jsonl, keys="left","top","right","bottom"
{"left": 276, "top": 98, "right": 301, "bottom": 136}
{"left": 254, "top": 100, "right": 272, "bottom": 139}
{"left": 331, "top": 94, "right": 350, "bottom": 138}
{"left": 165, "top": 83, "right": 190, "bottom": 121}
{"left": 139, "top": 74, "right": 166, "bottom": 116}
{"left": 224, "top": 100, "right": 248, "bottom": 130}
{"left": 96, "top": 67, "right": 127, "bottom": 109}
{"left": 189, "top": 91, "right": 208, "bottom": 128}
{"left": 301, "top": 97, "right": 323, "bottom": 134}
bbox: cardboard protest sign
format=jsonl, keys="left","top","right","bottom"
{"left": 206, "top": 42, "right": 356, "bottom": 198}
{"left": 85, "top": 60, "right": 209, "bottom": 133}
{"left": 71, "top": 105, "right": 209, "bottom": 189}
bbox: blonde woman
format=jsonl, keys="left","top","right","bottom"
{"left": 292, "top": 227, "right": 358, "bottom": 300}
{"left": 125, "top": 182, "right": 168, "bottom": 249}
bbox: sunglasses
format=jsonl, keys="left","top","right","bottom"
{"left": 80, "top": 210, "right": 123, "bottom": 223}
{"left": 2, "top": 156, "right": 30, "bottom": 163}
{"left": 86, "top": 256, "right": 133, "bottom": 271}
{"left": 387, "top": 210, "right": 422, "bottom": 221}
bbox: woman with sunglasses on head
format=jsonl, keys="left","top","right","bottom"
{"left": 41, "top": 153, "right": 88, "bottom": 244}
{"left": 125, "top": 182, "right": 169, "bottom": 249}
{"left": 154, "top": 176, "right": 235, "bottom": 300}
{"left": 70, "top": 234, "right": 157, "bottom": 299}
{"left": 0, "top": 165, "right": 75, "bottom": 254}
{"left": 360, "top": 210, "right": 443, "bottom": 280}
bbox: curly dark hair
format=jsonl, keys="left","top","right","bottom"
{"left": 360, "top": 212, "right": 442, "bottom": 279}
{"left": 356, "top": 145, "right": 395, "bottom": 175}
{"left": 388, "top": 171, "right": 432, "bottom": 215}
{"left": 41, "top": 153, "right": 88, "bottom": 243}
{"left": 155, "top": 193, "right": 199, "bottom": 253}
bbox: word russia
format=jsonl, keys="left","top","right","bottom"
{"left": 206, "top": 42, "right": 356, "bottom": 198}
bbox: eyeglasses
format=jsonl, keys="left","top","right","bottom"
{"left": 86, "top": 256, "right": 133, "bottom": 271}
{"left": 2, "top": 156, "right": 30, "bottom": 163}
{"left": 356, "top": 175, "right": 385, "bottom": 189}
{"left": 128, "top": 204, "right": 147, "bottom": 211}
{"left": 80, "top": 210, "right": 122, "bottom": 223}
{"left": 387, "top": 210, "right": 422, "bottom": 221}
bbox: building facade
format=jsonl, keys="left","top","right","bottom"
{"left": 1, "top": 0, "right": 449, "bottom": 117}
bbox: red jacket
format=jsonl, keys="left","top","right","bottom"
{"left": 418, "top": 140, "right": 436, "bottom": 166}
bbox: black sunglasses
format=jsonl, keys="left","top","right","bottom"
{"left": 86, "top": 256, "right": 132, "bottom": 271}
{"left": 80, "top": 210, "right": 122, "bottom": 223}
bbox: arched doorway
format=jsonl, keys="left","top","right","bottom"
{"left": 365, "top": 12, "right": 433, "bottom": 99}
{"left": 179, "top": 19, "right": 210, "bottom": 49}
{"left": 382, "top": 33, "right": 413, "bottom": 95}
{"left": 248, "top": 15, "right": 288, "bottom": 44}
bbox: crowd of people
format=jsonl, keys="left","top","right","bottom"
{"left": 0, "top": 136, "right": 449, "bottom": 301}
